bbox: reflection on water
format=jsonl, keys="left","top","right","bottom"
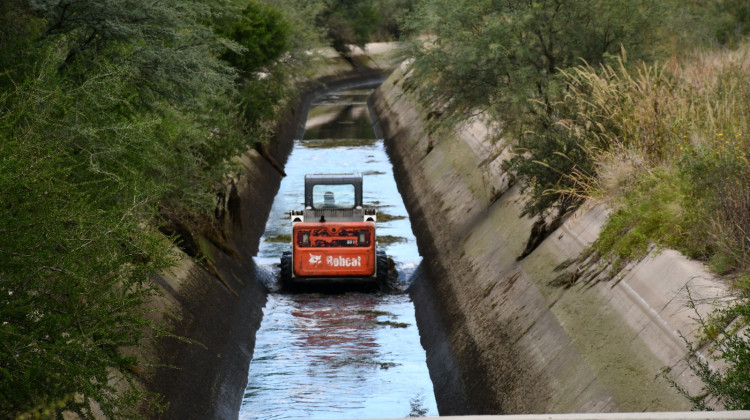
{"left": 303, "top": 104, "right": 376, "bottom": 140}
{"left": 240, "top": 85, "right": 437, "bottom": 419}
{"left": 240, "top": 292, "right": 435, "bottom": 419}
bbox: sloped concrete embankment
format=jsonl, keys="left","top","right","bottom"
{"left": 142, "top": 70, "right": 387, "bottom": 419}
{"left": 142, "top": 115, "right": 290, "bottom": 420}
{"left": 371, "top": 65, "right": 725, "bottom": 415}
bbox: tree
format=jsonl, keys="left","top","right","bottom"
{"left": 316, "top": 0, "right": 380, "bottom": 54}
{"left": 214, "top": 1, "right": 291, "bottom": 75}
{"left": 213, "top": 1, "right": 296, "bottom": 130}
{"left": 404, "top": 0, "right": 661, "bottom": 129}
{"left": 0, "top": 53, "right": 176, "bottom": 418}
{"left": 0, "top": 0, "right": 283, "bottom": 417}
{"left": 28, "top": 0, "right": 237, "bottom": 107}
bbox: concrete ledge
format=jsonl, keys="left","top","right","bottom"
{"left": 362, "top": 412, "right": 750, "bottom": 420}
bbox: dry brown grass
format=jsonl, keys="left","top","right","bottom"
{"left": 553, "top": 42, "right": 750, "bottom": 274}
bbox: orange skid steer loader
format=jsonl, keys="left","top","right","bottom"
{"left": 279, "top": 174, "right": 388, "bottom": 288}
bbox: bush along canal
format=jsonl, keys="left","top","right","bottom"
{"left": 239, "top": 82, "right": 438, "bottom": 419}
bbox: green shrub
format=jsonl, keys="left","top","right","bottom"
{"left": 679, "top": 134, "right": 750, "bottom": 273}
{"left": 675, "top": 291, "right": 750, "bottom": 410}
{"left": 215, "top": 1, "right": 291, "bottom": 75}
{"left": 593, "top": 167, "right": 687, "bottom": 271}
{"left": 0, "top": 0, "right": 320, "bottom": 416}
{"left": 0, "top": 65, "right": 175, "bottom": 418}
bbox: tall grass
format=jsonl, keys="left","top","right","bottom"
{"left": 540, "top": 43, "right": 750, "bottom": 409}
{"left": 546, "top": 44, "right": 750, "bottom": 279}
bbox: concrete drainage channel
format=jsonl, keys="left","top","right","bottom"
{"left": 363, "top": 414, "right": 750, "bottom": 420}
{"left": 154, "top": 70, "right": 750, "bottom": 420}
{"left": 158, "top": 72, "right": 470, "bottom": 419}
{"left": 238, "top": 77, "right": 442, "bottom": 418}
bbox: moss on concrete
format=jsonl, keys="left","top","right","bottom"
{"left": 299, "top": 138, "right": 378, "bottom": 148}
{"left": 526, "top": 243, "right": 690, "bottom": 411}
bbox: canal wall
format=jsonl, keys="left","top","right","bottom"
{"left": 141, "top": 67, "right": 389, "bottom": 419}
{"left": 370, "top": 63, "right": 726, "bottom": 415}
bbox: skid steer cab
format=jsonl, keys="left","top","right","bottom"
{"left": 279, "top": 173, "right": 388, "bottom": 288}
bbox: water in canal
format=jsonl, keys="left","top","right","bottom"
{"left": 239, "top": 83, "right": 438, "bottom": 419}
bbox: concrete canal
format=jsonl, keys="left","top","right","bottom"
{"left": 154, "top": 69, "right": 729, "bottom": 419}
{"left": 239, "top": 82, "right": 439, "bottom": 419}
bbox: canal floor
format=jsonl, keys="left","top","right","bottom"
{"left": 239, "top": 83, "right": 438, "bottom": 419}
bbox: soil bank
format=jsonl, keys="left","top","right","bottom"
{"left": 371, "top": 63, "right": 725, "bottom": 415}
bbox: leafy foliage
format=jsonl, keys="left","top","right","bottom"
{"left": 1, "top": 51, "right": 175, "bottom": 418}
{"left": 403, "top": 0, "right": 750, "bottom": 407}
{"left": 28, "top": 0, "right": 237, "bottom": 107}
{"left": 404, "top": 0, "right": 661, "bottom": 130}
{"left": 675, "top": 289, "right": 750, "bottom": 410}
{"left": 0, "top": 0, "right": 319, "bottom": 417}
{"left": 215, "top": 1, "right": 291, "bottom": 75}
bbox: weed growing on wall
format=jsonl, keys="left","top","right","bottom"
{"left": 680, "top": 134, "right": 750, "bottom": 274}
{"left": 592, "top": 167, "right": 687, "bottom": 273}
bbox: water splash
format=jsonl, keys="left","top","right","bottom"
{"left": 254, "top": 258, "right": 282, "bottom": 293}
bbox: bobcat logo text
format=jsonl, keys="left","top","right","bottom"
{"left": 326, "top": 256, "right": 362, "bottom": 267}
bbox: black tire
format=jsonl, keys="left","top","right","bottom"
{"left": 280, "top": 251, "right": 292, "bottom": 291}
{"left": 376, "top": 250, "right": 389, "bottom": 290}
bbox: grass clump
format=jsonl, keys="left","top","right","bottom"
{"left": 377, "top": 235, "right": 408, "bottom": 246}
{"left": 592, "top": 167, "right": 687, "bottom": 272}
{"left": 265, "top": 234, "right": 292, "bottom": 243}
{"left": 375, "top": 320, "right": 410, "bottom": 328}
{"left": 524, "top": 45, "right": 750, "bottom": 284}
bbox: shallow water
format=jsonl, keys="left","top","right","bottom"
{"left": 240, "top": 85, "right": 437, "bottom": 419}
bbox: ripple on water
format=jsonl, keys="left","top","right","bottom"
{"left": 239, "top": 293, "right": 437, "bottom": 419}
